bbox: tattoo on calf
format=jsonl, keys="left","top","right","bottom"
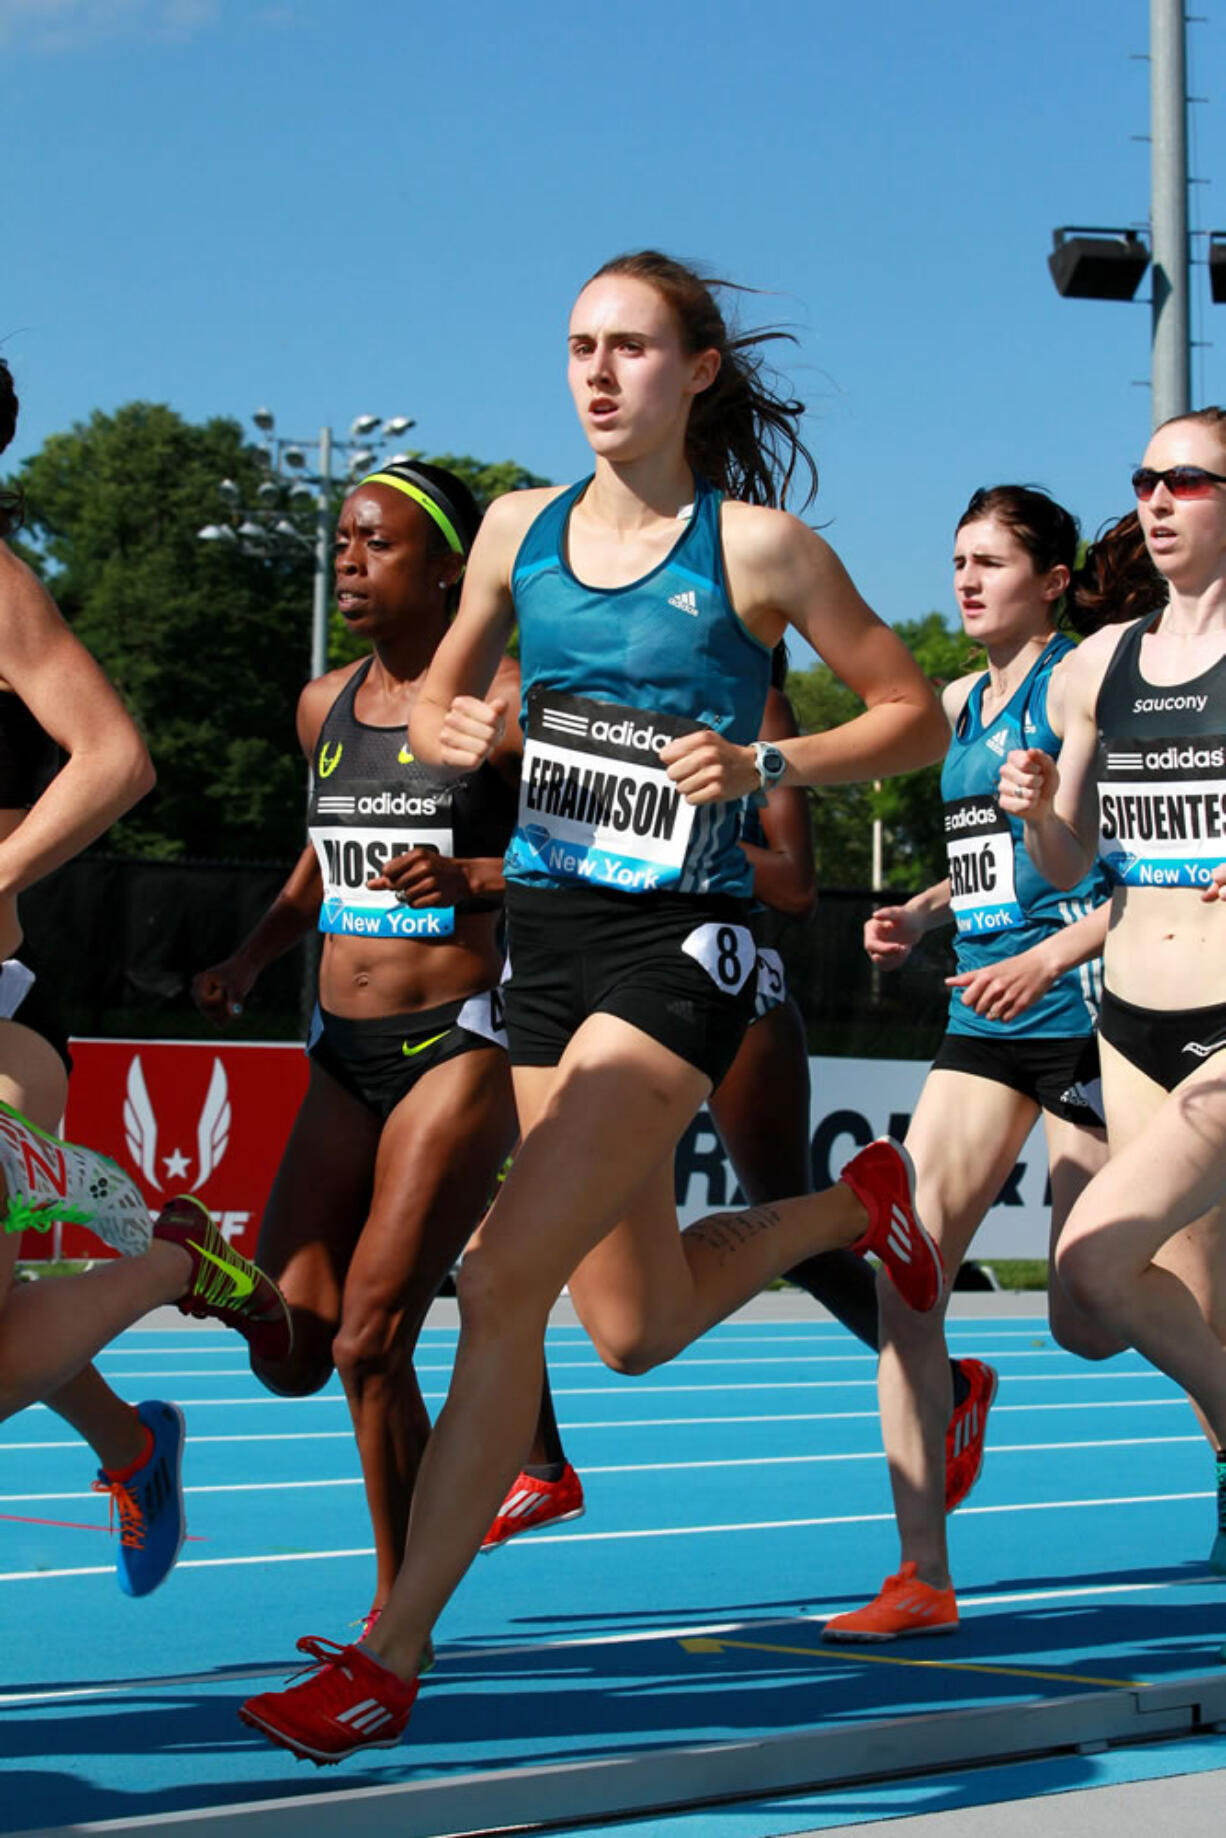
{"left": 684, "top": 1205, "right": 783, "bottom": 1261}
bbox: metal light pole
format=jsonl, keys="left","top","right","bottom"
{"left": 310, "top": 425, "right": 333, "bottom": 682}
{"left": 1150, "top": 0, "right": 1190, "bottom": 426}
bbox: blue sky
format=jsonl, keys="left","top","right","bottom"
{"left": 4, "top": 0, "right": 1225, "bottom": 656}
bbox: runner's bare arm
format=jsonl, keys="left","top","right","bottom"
{"left": 947, "top": 900, "right": 1110, "bottom": 1021}
{"left": 191, "top": 677, "right": 345, "bottom": 1024}
{"left": 999, "top": 635, "right": 1106, "bottom": 889}
{"left": 0, "top": 548, "right": 153, "bottom": 897}
{"left": 864, "top": 878, "right": 954, "bottom": 968}
{"left": 662, "top": 507, "right": 946, "bottom": 804}
{"left": 737, "top": 687, "right": 817, "bottom": 917}
{"left": 409, "top": 493, "right": 554, "bottom": 772}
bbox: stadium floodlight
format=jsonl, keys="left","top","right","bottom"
{"left": 1209, "top": 234, "right": 1226, "bottom": 305}
{"left": 351, "top": 413, "right": 382, "bottom": 437}
{"left": 256, "top": 479, "right": 282, "bottom": 505}
{"left": 198, "top": 523, "right": 238, "bottom": 542}
{"left": 348, "top": 448, "right": 377, "bottom": 475}
{"left": 252, "top": 407, "right": 275, "bottom": 432}
{"left": 282, "top": 445, "right": 307, "bottom": 468}
{"left": 382, "top": 452, "right": 413, "bottom": 467}
{"left": 1048, "top": 228, "right": 1150, "bottom": 301}
{"left": 237, "top": 520, "right": 267, "bottom": 541}
{"left": 274, "top": 519, "right": 309, "bottom": 542}
{"left": 218, "top": 478, "right": 240, "bottom": 504}
{"left": 289, "top": 480, "right": 316, "bottom": 503}
{"left": 383, "top": 416, "right": 416, "bottom": 436}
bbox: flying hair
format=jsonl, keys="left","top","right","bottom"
{"left": 588, "top": 251, "right": 818, "bottom": 511}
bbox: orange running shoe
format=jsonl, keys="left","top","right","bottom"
{"left": 840, "top": 1139, "right": 944, "bottom": 1313}
{"left": 482, "top": 1462, "right": 585, "bottom": 1550}
{"left": 823, "top": 1562, "right": 958, "bottom": 1642}
{"left": 945, "top": 1358, "right": 998, "bottom": 1513}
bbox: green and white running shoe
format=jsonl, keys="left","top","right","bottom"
{"left": 0, "top": 1100, "right": 152, "bottom": 1255}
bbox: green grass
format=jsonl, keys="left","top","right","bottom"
{"left": 982, "top": 1259, "right": 1048, "bottom": 1291}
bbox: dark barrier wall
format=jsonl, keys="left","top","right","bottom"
{"left": 20, "top": 859, "right": 958, "bottom": 1057}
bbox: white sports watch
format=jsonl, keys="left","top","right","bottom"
{"left": 753, "top": 741, "right": 788, "bottom": 791}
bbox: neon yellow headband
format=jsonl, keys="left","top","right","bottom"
{"left": 359, "top": 471, "right": 465, "bottom": 554}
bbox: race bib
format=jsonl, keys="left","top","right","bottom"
{"left": 754, "top": 946, "right": 786, "bottom": 1013}
{"left": 311, "top": 782, "right": 456, "bottom": 939}
{"left": 945, "top": 795, "right": 1022, "bottom": 935}
{"left": 1098, "top": 734, "right": 1226, "bottom": 889}
{"left": 511, "top": 689, "right": 697, "bottom": 894}
{"left": 456, "top": 986, "right": 508, "bottom": 1050}
{"left": 681, "top": 922, "right": 755, "bottom": 993}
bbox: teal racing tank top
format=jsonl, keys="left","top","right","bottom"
{"left": 941, "top": 635, "right": 1107, "bottom": 1037}
{"left": 507, "top": 477, "right": 772, "bottom": 898}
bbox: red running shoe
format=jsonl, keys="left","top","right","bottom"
{"left": 239, "top": 1637, "right": 418, "bottom": 1765}
{"left": 840, "top": 1139, "right": 944, "bottom": 1313}
{"left": 945, "top": 1358, "right": 998, "bottom": 1513}
{"left": 153, "top": 1196, "right": 292, "bottom": 1363}
{"left": 823, "top": 1562, "right": 958, "bottom": 1643}
{"left": 482, "top": 1462, "right": 585, "bottom": 1551}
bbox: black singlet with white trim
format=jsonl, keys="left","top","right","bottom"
{"left": 307, "top": 658, "right": 517, "bottom": 942}
{"left": 1095, "top": 615, "right": 1226, "bottom": 891}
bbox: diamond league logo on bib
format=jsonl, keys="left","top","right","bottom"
{"left": 514, "top": 688, "right": 698, "bottom": 892}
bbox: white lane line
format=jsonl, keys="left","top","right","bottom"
{"left": 0, "top": 1569, "right": 1206, "bottom": 1707}
{"left": 2, "top": 1436, "right": 1205, "bottom": 1505}
{"left": 25, "top": 1372, "right": 1180, "bottom": 1408}
{"left": 1, "top": 1398, "right": 1190, "bottom": 1452}
{"left": 0, "top": 1488, "right": 1211, "bottom": 1584}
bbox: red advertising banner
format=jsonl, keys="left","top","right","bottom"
{"left": 22, "top": 1039, "right": 309, "bottom": 1262}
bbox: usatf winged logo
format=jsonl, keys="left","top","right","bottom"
{"left": 318, "top": 741, "right": 343, "bottom": 779}
{"left": 123, "top": 1055, "right": 231, "bottom": 1190}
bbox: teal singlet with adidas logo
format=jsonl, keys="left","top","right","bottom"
{"left": 508, "top": 476, "right": 771, "bottom": 897}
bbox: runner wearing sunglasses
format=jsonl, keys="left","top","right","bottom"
{"left": 240, "top": 248, "right": 950, "bottom": 1763}
{"left": 1000, "top": 407, "right": 1226, "bottom": 1575}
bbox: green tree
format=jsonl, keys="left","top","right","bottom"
{"left": 787, "top": 612, "right": 981, "bottom": 891}
{"left": 12, "top": 407, "right": 547, "bottom": 859}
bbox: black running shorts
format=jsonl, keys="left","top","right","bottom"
{"left": 307, "top": 990, "right": 506, "bottom": 1121}
{"left": 931, "top": 1030, "right": 1103, "bottom": 1126}
{"left": 502, "top": 883, "right": 756, "bottom": 1085}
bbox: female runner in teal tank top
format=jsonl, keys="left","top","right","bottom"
{"left": 240, "top": 251, "right": 952, "bottom": 1762}
{"left": 824, "top": 485, "right": 1120, "bottom": 1644}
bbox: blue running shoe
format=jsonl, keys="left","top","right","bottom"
{"left": 93, "top": 1401, "right": 186, "bottom": 1597}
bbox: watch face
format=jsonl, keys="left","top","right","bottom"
{"left": 761, "top": 746, "right": 786, "bottom": 779}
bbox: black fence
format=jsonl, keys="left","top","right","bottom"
{"left": 21, "top": 858, "right": 959, "bottom": 1058}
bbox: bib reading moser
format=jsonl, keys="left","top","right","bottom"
{"left": 312, "top": 784, "right": 455, "bottom": 938}
{"left": 513, "top": 689, "right": 697, "bottom": 893}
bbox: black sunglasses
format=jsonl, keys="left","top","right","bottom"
{"left": 1131, "top": 464, "right": 1226, "bottom": 501}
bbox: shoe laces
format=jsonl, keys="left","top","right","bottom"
{"left": 351, "top": 1608, "right": 382, "bottom": 1641}
{"left": 285, "top": 1635, "right": 357, "bottom": 1690}
{"left": 92, "top": 1475, "right": 145, "bottom": 1549}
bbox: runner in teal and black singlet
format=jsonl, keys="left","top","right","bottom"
{"left": 825, "top": 485, "right": 1123, "bottom": 1645}
{"left": 195, "top": 461, "right": 519, "bottom": 1645}
{"left": 239, "top": 248, "right": 952, "bottom": 1764}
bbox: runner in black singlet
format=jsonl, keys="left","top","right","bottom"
{"left": 194, "top": 462, "right": 519, "bottom": 1642}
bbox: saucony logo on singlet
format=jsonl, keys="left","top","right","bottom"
{"left": 398, "top": 745, "right": 414, "bottom": 765}
{"left": 668, "top": 589, "right": 699, "bottom": 616}
{"left": 318, "top": 742, "right": 343, "bottom": 779}
{"left": 984, "top": 729, "right": 1008, "bottom": 757}
{"left": 402, "top": 1030, "right": 450, "bottom": 1058}
{"left": 187, "top": 1237, "right": 255, "bottom": 1299}
{"left": 1133, "top": 694, "right": 1208, "bottom": 714}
